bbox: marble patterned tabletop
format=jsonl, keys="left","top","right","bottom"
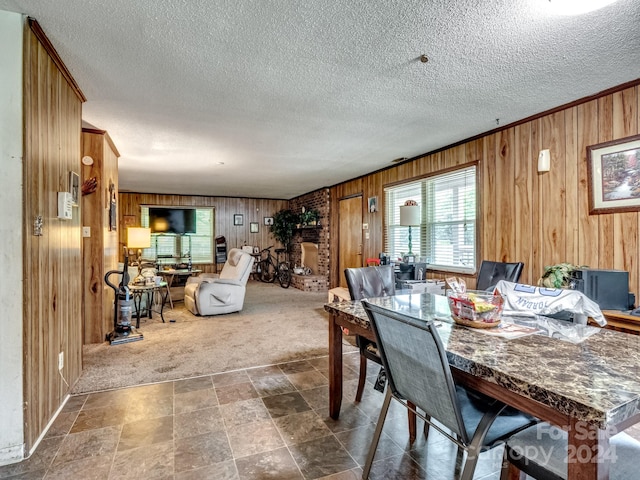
{"left": 325, "top": 293, "right": 640, "bottom": 429}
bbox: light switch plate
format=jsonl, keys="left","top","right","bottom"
{"left": 82, "top": 226, "right": 91, "bottom": 237}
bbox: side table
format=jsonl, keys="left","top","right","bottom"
{"left": 128, "top": 281, "right": 169, "bottom": 328}
{"left": 157, "top": 269, "right": 201, "bottom": 308}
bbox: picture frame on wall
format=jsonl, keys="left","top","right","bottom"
{"left": 250, "top": 222, "right": 259, "bottom": 233}
{"left": 368, "top": 196, "right": 378, "bottom": 213}
{"left": 69, "top": 171, "right": 80, "bottom": 206}
{"left": 234, "top": 214, "right": 243, "bottom": 226}
{"left": 264, "top": 217, "right": 274, "bottom": 226}
{"left": 587, "top": 134, "right": 640, "bottom": 214}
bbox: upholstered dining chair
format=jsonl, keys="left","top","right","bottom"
{"left": 361, "top": 300, "right": 537, "bottom": 480}
{"left": 476, "top": 260, "right": 524, "bottom": 291}
{"left": 343, "top": 266, "right": 395, "bottom": 403}
{"left": 500, "top": 423, "right": 640, "bottom": 480}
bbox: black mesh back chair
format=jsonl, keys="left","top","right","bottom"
{"left": 343, "top": 266, "right": 395, "bottom": 402}
{"left": 501, "top": 423, "right": 640, "bottom": 480}
{"left": 344, "top": 266, "right": 421, "bottom": 443}
{"left": 476, "top": 261, "right": 524, "bottom": 291}
{"left": 361, "top": 300, "right": 537, "bottom": 480}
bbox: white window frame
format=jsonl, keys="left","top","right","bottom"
{"left": 384, "top": 165, "right": 477, "bottom": 274}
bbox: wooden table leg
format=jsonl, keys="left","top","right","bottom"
{"left": 329, "top": 313, "right": 343, "bottom": 420}
{"left": 407, "top": 401, "right": 417, "bottom": 443}
{"left": 566, "top": 417, "right": 609, "bottom": 479}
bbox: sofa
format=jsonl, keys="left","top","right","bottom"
{"left": 184, "top": 248, "right": 254, "bottom": 315}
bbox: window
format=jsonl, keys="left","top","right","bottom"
{"left": 384, "top": 165, "right": 476, "bottom": 273}
{"left": 140, "top": 207, "right": 214, "bottom": 264}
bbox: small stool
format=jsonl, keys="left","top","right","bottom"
{"left": 366, "top": 258, "right": 381, "bottom": 267}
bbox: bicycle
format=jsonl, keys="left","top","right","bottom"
{"left": 256, "top": 245, "right": 291, "bottom": 288}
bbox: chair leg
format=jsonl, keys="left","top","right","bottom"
{"left": 499, "top": 446, "right": 525, "bottom": 480}
{"left": 362, "top": 387, "right": 392, "bottom": 479}
{"left": 355, "top": 353, "right": 367, "bottom": 402}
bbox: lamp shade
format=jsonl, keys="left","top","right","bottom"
{"left": 399, "top": 205, "right": 420, "bottom": 226}
{"left": 127, "top": 227, "right": 151, "bottom": 249}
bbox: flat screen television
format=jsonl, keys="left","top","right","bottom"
{"left": 149, "top": 207, "right": 196, "bottom": 234}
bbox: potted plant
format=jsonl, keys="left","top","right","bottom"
{"left": 538, "top": 263, "right": 585, "bottom": 288}
{"left": 299, "top": 206, "right": 320, "bottom": 226}
{"left": 270, "top": 209, "right": 299, "bottom": 250}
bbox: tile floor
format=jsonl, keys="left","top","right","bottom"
{"left": 3, "top": 351, "right": 637, "bottom": 480}
{"left": 0, "top": 351, "right": 507, "bottom": 480}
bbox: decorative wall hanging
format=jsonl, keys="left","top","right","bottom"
{"left": 587, "top": 134, "right": 640, "bottom": 214}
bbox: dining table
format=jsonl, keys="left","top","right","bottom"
{"left": 325, "top": 292, "right": 640, "bottom": 480}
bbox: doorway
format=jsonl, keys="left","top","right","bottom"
{"left": 338, "top": 195, "right": 363, "bottom": 287}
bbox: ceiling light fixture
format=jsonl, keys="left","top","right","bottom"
{"left": 546, "top": 0, "right": 618, "bottom": 15}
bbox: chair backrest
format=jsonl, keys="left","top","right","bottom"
{"left": 344, "top": 266, "right": 396, "bottom": 300}
{"left": 476, "top": 260, "right": 524, "bottom": 291}
{"left": 220, "top": 248, "right": 254, "bottom": 284}
{"left": 361, "top": 300, "right": 469, "bottom": 443}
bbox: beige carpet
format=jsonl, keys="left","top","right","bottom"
{"left": 72, "top": 281, "right": 354, "bottom": 394}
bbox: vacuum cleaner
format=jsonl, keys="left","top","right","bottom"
{"left": 104, "top": 249, "right": 144, "bottom": 345}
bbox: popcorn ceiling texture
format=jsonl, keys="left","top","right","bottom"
{"left": 2, "top": 0, "right": 639, "bottom": 198}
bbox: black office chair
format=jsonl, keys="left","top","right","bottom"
{"left": 361, "top": 300, "right": 537, "bottom": 480}
{"left": 501, "top": 423, "right": 640, "bottom": 480}
{"left": 476, "top": 260, "right": 524, "bottom": 291}
{"left": 343, "top": 266, "right": 395, "bottom": 403}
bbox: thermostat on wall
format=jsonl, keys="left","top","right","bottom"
{"left": 57, "top": 192, "right": 73, "bottom": 220}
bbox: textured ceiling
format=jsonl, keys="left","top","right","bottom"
{"left": 1, "top": 0, "right": 639, "bottom": 199}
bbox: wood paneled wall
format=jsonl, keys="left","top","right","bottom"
{"left": 118, "top": 193, "right": 289, "bottom": 272}
{"left": 22, "top": 20, "right": 84, "bottom": 450}
{"left": 330, "top": 81, "right": 640, "bottom": 298}
{"left": 81, "top": 129, "right": 120, "bottom": 344}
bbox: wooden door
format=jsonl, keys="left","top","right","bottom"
{"left": 338, "top": 195, "right": 363, "bottom": 287}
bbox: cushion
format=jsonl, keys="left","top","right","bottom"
{"left": 227, "top": 249, "right": 242, "bottom": 266}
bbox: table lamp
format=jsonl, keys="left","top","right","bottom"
{"left": 399, "top": 203, "right": 420, "bottom": 256}
{"left": 127, "top": 228, "right": 151, "bottom": 283}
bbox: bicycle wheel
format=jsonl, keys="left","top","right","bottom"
{"left": 260, "top": 260, "right": 276, "bottom": 283}
{"left": 277, "top": 263, "right": 291, "bottom": 288}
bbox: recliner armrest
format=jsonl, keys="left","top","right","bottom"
{"left": 210, "top": 278, "right": 244, "bottom": 287}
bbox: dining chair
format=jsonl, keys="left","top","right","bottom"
{"left": 361, "top": 300, "right": 537, "bottom": 480}
{"left": 476, "top": 260, "right": 524, "bottom": 291}
{"left": 500, "top": 423, "right": 640, "bottom": 480}
{"left": 343, "top": 266, "right": 396, "bottom": 403}
{"left": 345, "top": 265, "right": 421, "bottom": 442}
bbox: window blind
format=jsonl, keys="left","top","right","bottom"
{"left": 141, "top": 207, "right": 214, "bottom": 264}
{"left": 384, "top": 165, "right": 476, "bottom": 273}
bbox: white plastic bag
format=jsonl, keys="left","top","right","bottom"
{"left": 494, "top": 281, "right": 606, "bottom": 326}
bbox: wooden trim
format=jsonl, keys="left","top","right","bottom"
{"left": 28, "top": 18, "right": 86, "bottom": 103}
{"left": 82, "top": 127, "right": 121, "bottom": 158}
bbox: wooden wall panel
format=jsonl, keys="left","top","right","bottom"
{"left": 118, "top": 193, "right": 288, "bottom": 273}
{"left": 23, "top": 23, "right": 84, "bottom": 450}
{"left": 81, "top": 130, "right": 120, "bottom": 344}
{"left": 329, "top": 81, "right": 640, "bottom": 297}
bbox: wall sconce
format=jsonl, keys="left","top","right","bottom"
{"left": 538, "top": 149, "right": 551, "bottom": 173}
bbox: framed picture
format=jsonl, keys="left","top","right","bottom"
{"left": 264, "top": 216, "right": 274, "bottom": 226}
{"left": 250, "top": 222, "right": 259, "bottom": 233}
{"left": 587, "top": 134, "right": 640, "bottom": 214}
{"left": 233, "top": 214, "right": 243, "bottom": 226}
{"left": 69, "top": 171, "right": 80, "bottom": 206}
{"left": 368, "top": 196, "right": 378, "bottom": 213}
{"left": 123, "top": 215, "right": 136, "bottom": 227}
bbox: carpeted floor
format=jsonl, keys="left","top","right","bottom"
{"left": 72, "top": 281, "right": 355, "bottom": 394}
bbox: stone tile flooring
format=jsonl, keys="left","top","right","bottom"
{"left": 2, "top": 351, "right": 638, "bottom": 479}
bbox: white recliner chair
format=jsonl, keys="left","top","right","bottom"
{"left": 184, "top": 248, "right": 254, "bottom": 316}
